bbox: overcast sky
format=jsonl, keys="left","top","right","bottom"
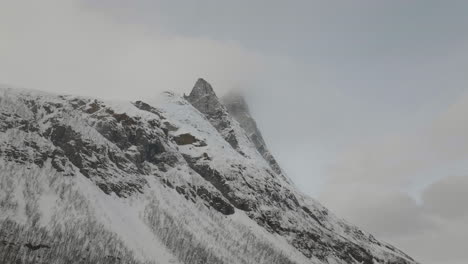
{"left": 1, "top": 1, "right": 468, "bottom": 263}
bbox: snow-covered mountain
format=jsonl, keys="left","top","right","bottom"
{"left": 0, "top": 79, "right": 417, "bottom": 264}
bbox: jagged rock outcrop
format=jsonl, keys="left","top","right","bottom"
{"left": 185, "top": 78, "right": 243, "bottom": 153}
{"left": 0, "top": 81, "right": 418, "bottom": 264}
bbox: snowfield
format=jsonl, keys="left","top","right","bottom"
{"left": 0, "top": 80, "right": 418, "bottom": 264}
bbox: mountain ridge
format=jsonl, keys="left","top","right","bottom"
{"left": 0, "top": 79, "right": 417, "bottom": 264}
{"left": 221, "top": 89, "right": 287, "bottom": 180}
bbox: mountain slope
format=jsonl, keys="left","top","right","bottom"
{"left": 0, "top": 80, "right": 417, "bottom": 264}
{"left": 221, "top": 88, "right": 286, "bottom": 179}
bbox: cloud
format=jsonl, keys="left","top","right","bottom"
{"left": 0, "top": 0, "right": 264, "bottom": 100}
{"left": 422, "top": 175, "right": 468, "bottom": 220}
{"left": 320, "top": 176, "right": 468, "bottom": 264}
{"left": 321, "top": 185, "right": 434, "bottom": 238}
{"left": 396, "top": 216, "right": 468, "bottom": 264}
{"left": 319, "top": 94, "right": 468, "bottom": 263}
{"left": 325, "top": 91, "right": 468, "bottom": 189}
{"left": 2, "top": 1, "right": 468, "bottom": 263}
{"left": 398, "top": 175, "right": 468, "bottom": 264}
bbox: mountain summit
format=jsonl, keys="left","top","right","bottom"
{"left": 0, "top": 79, "right": 417, "bottom": 264}
{"left": 186, "top": 78, "right": 222, "bottom": 115}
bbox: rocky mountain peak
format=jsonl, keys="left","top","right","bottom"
{"left": 185, "top": 80, "right": 286, "bottom": 178}
{"left": 185, "top": 79, "right": 248, "bottom": 154}
{"left": 186, "top": 78, "right": 224, "bottom": 117}
{"left": 191, "top": 78, "right": 216, "bottom": 96}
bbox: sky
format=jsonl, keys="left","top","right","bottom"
{"left": 1, "top": 1, "right": 468, "bottom": 263}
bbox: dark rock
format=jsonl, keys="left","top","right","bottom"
{"left": 185, "top": 79, "right": 240, "bottom": 151}
{"left": 51, "top": 149, "right": 67, "bottom": 172}
{"left": 70, "top": 98, "right": 87, "bottom": 109}
{"left": 183, "top": 154, "right": 253, "bottom": 212}
{"left": 173, "top": 133, "right": 206, "bottom": 147}
{"left": 163, "top": 121, "right": 178, "bottom": 132}
{"left": 133, "top": 100, "right": 165, "bottom": 120}
{"left": 150, "top": 152, "right": 179, "bottom": 168}
{"left": 24, "top": 243, "right": 50, "bottom": 251}
{"left": 85, "top": 101, "right": 101, "bottom": 114}
{"left": 173, "top": 133, "right": 197, "bottom": 145}
{"left": 144, "top": 141, "right": 166, "bottom": 161}
{"left": 112, "top": 112, "right": 138, "bottom": 126}
{"left": 45, "top": 124, "right": 145, "bottom": 197}
{"left": 196, "top": 186, "right": 235, "bottom": 215}
{"left": 175, "top": 186, "right": 186, "bottom": 195}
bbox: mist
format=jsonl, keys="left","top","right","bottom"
{"left": 1, "top": 1, "right": 468, "bottom": 263}
{"left": 0, "top": 0, "right": 264, "bottom": 100}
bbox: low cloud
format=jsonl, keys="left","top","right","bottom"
{"left": 320, "top": 94, "right": 468, "bottom": 264}
{"left": 2, "top": 1, "right": 467, "bottom": 263}
{"left": 324, "top": 91, "right": 468, "bottom": 187}
{"left": 399, "top": 176, "right": 468, "bottom": 264}
{"left": 321, "top": 176, "right": 468, "bottom": 264}
{"left": 321, "top": 186, "right": 434, "bottom": 238}
{"left": 0, "top": 0, "right": 264, "bottom": 100}
{"left": 422, "top": 175, "right": 468, "bottom": 220}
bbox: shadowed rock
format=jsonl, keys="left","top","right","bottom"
{"left": 24, "top": 242, "right": 50, "bottom": 251}
{"left": 185, "top": 78, "right": 240, "bottom": 150}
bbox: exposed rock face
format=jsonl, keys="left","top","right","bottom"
{"left": 0, "top": 82, "right": 418, "bottom": 264}
{"left": 185, "top": 78, "right": 241, "bottom": 151}
{"left": 185, "top": 78, "right": 223, "bottom": 117}
{"left": 173, "top": 133, "right": 206, "bottom": 146}
{"left": 222, "top": 90, "right": 285, "bottom": 177}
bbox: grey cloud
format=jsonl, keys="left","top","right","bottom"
{"left": 83, "top": 0, "right": 468, "bottom": 63}
{"left": 0, "top": 0, "right": 266, "bottom": 100}
{"left": 320, "top": 178, "right": 468, "bottom": 264}
{"left": 320, "top": 186, "right": 434, "bottom": 238}
{"left": 318, "top": 93, "right": 468, "bottom": 263}
{"left": 422, "top": 176, "right": 468, "bottom": 219}
{"left": 324, "top": 92, "right": 468, "bottom": 189}
{"left": 2, "top": 1, "right": 468, "bottom": 263}
{"left": 395, "top": 215, "right": 468, "bottom": 264}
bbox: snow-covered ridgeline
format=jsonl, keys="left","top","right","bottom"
{"left": 0, "top": 82, "right": 417, "bottom": 264}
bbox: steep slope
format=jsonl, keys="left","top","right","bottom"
{"left": 0, "top": 81, "right": 417, "bottom": 264}
{"left": 221, "top": 89, "right": 285, "bottom": 178}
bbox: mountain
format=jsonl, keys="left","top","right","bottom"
{"left": 0, "top": 79, "right": 417, "bottom": 264}
{"left": 221, "top": 89, "right": 285, "bottom": 178}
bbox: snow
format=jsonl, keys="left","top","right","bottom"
{"left": 229, "top": 209, "right": 317, "bottom": 264}
{"left": 0, "top": 86, "right": 419, "bottom": 264}
{"left": 75, "top": 174, "right": 179, "bottom": 264}
{"left": 37, "top": 192, "right": 58, "bottom": 226}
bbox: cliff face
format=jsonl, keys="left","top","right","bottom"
{"left": 0, "top": 80, "right": 417, "bottom": 264}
